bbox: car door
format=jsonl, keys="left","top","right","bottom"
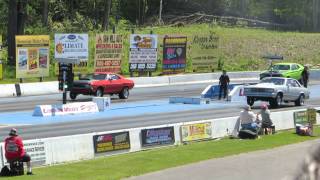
{"left": 286, "top": 79, "right": 300, "bottom": 100}
{"left": 106, "top": 74, "right": 123, "bottom": 93}
{"left": 290, "top": 79, "right": 303, "bottom": 99}
{"left": 290, "top": 64, "right": 300, "bottom": 80}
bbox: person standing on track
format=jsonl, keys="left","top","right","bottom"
{"left": 218, "top": 70, "right": 230, "bottom": 100}
{"left": 301, "top": 65, "right": 309, "bottom": 88}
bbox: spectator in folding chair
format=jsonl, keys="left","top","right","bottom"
{"left": 4, "top": 128, "right": 33, "bottom": 175}
{"left": 256, "top": 103, "right": 274, "bottom": 135}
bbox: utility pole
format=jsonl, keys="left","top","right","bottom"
{"left": 159, "top": 0, "right": 163, "bottom": 24}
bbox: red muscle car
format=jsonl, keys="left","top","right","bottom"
{"left": 69, "top": 72, "right": 134, "bottom": 100}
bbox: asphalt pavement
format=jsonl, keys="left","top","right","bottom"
{"left": 125, "top": 139, "right": 320, "bottom": 180}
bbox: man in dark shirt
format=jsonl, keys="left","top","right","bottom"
{"left": 301, "top": 65, "right": 309, "bottom": 88}
{"left": 218, "top": 70, "right": 230, "bottom": 100}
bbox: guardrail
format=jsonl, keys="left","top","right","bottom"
{"left": 0, "top": 107, "right": 318, "bottom": 168}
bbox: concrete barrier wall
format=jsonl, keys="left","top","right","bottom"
{"left": 20, "top": 82, "right": 59, "bottom": 96}
{"left": 0, "top": 84, "right": 16, "bottom": 97}
{"left": 0, "top": 107, "right": 318, "bottom": 169}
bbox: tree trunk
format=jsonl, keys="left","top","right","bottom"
{"left": 102, "top": 0, "right": 112, "bottom": 31}
{"left": 313, "top": 0, "right": 320, "bottom": 31}
{"left": 7, "top": 0, "right": 18, "bottom": 66}
{"left": 159, "top": 0, "right": 163, "bottom": 24}
{"left": 17, "top": 0, "right": 27, "bottom": 35}
{"left": 42, "top": 0, "right": 49, "bottom": 26}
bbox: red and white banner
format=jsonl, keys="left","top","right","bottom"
{"left": 33, "top": 102, "right": 99, "bottom": 116}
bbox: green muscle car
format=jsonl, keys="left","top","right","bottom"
{"left": 259, "top": 63, "right": 304, "bottom": 81}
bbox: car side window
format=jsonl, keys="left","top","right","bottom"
{"left": 287, "top": 79, "right": 299, "bottom": 87}
{"left": 293, "top": 80, "right": 301, "bottom": 87}
{"left": 292, "top": 65, "right": 298, "bottom": 70}
{"left": 110, "top": 74, "right": 120, "bottom": 80}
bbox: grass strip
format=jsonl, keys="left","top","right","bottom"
{"left": 5, "top": 128, "right": 320, "bottom": 180}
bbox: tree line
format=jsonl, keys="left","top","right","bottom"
{"left": 1, "top": 0, "right": 320, "bottom": 66}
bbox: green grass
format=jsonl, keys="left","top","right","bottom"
{"left": 4, "top": 128, "right": 320, "bottom": 180}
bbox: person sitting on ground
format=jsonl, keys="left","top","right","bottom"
{"left": 256, "top": 103, "right": 274, "bottom": 135}
{"left": 4, "top": 128, "right": 33, "bottom": 175}
{"left": 239, "top": 105, "right": 258, "bottom": 131}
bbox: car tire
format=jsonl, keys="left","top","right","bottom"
{"left": 95, "top": 88, "right": 104, "bottom": 97}
{"left": 119, "top": 87, "right": 129, "bottom": 99}
{"left": 270, "top": 93, "right": 282, "bottom": 108}
{"left": 246, "top": 97, "right": 254, "bottom": 106}
{"left": 295, "top": 94, "right": 304, "bottom": 106}
{"left": 70, "top": 92, "right": 77, "bottom": 100}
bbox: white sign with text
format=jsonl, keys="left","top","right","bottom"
{"left": 33, "top": 102, "right": 99, "bottom": 116}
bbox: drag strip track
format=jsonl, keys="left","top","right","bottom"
{"left": 0, "top": 98, "right": 319, "bottom": 140}
{"left": 0, "top": 80, "right": 319, "bottom": 140}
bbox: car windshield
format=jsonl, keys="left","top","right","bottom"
{"left": 260, "top": 78, "right": 284, "bottom": 85}
{"left": 270, "top": 64, "right": 290, "bottom": 71}
{"left": 79, "top": 74, "right": 107, "bottom": 80}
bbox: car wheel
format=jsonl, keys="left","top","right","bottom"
{"left": 271, "top": 93, "right": 282, "bottom": 108}
{"left": 70, "top": 92, "right": 77, "bottom": 100}
{"left": 295, "top": 94, "right": 304, "bottom": 106}
{"left": 95, "top": 88, "right": 104, "bottom": 97}
{"left": 246, "top": 97, "right": 254, "bottom": 106}
{"left": 119, "top": 87, "right": 129, "bottom": 99}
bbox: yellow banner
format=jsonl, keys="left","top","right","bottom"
{"left": 181, "top": 122, "right": 212, "bottom": 142}
{"left": 16, "top": 35, "right": 50, "bottom": 78}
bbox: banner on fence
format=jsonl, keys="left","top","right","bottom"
{"left": 141, "top": 126, "right": 175, "bottom": 147}
{"left": 181, "top": 122, "right": 212, "bottom": 142}
{"left": 129, "top": 34, "right": 158, "bottom": 71}
{"left": 54, "top": 34, "right": 88, "bottom": 61}
{"left": 95, "top": 34, "right": 123, "bottom": 73}
{"left": 163, "top": 36, "right": 187, "bottom": 74}
{"left": 15, "top": 35, "right": 50, "bottom": 78}
{"left": 93, "top": 131, "right": 130, "bottom": 153}
{"left": 191, "top": 32, "right": 219, "bottom": 72}
{"left": 24, "top": 140, "right": 46, "bottom": 166}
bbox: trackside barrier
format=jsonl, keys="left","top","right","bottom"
{"left": 19, "top": 82, "right": 59, "bottom": 96}
{"left": 0, "top": 107, "right": 318, "bottom": 169}
{"left": 0, "top": 84, "right": 16, "bottom": 97}
{"left": 201, "top": 84, "right": 241, "bottom": 99}
{"left": 228, "top": 85, "right": 247, "bottom": 102}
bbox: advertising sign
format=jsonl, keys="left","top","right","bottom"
{"left": 141, "top": 127, "right": 175, "bottom": 147}
{"left": 163, "top": 36, "right": 187, "bottom": 74}
{"left": 54, "top": 34, "right": 89, "bottom": 61}
{"left": 33, "top": 102, "right": 99, "bottom": 116}
{"left": 24, "top": 140, "right": 46, "bottom": 165}
{"left": 0, "top": 36, "right": 2, "bottom": 80}
{"left": 93, "top": 131, "right": 130, "bottom": 153}
{"left": 294, "top": 111, "right": 308, "bottom": 124}
{"left": 95, "top": 34, "right": 123, "bottom": 73}
{"left": 15, "top": 35, "right": 50, "bottom": 78}
{"left": 191, "top": 32, "right": 219, "bottom": 72}
{"left": 129, "top": 34, "right": 158, "bottom": 71}
{"left": 181, "top": 122, "right": 212, "bottom": 142}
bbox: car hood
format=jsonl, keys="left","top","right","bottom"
{"left": 74, "top": 80, "right": 92, "bottom": 84}
{"left": 246, "top": 83, "right": 278, "bottom": 88}
{"left": 261, "top": 70, "right": 288, "bottom": 75}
